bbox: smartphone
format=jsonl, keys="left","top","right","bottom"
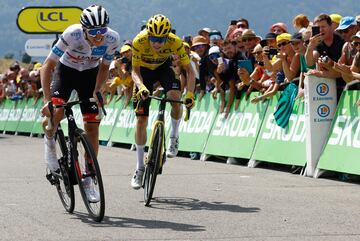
{"left": 268, "top": 48, "right": 278, "bottom": 56}
{"left": 217, "top": 57, "right": 224, "bottom": 65}
{"left": 312, "top": 26, "right": 320, "bottom": 36}
{"left": 237, "top": 60, "right": 253, "bottom": 73}
{"left": 230, "top": 20, "right": 238, "bottom": 25}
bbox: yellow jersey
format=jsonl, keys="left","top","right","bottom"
{"left": 132, "top": 30, "right": 190, "bottom": 70}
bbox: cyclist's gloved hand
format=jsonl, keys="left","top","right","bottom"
{"left": 136, "top": 84, "right": 149, "bottom": 100}
{"left": 184, "top": 91, "right": 195, "bottom": 109}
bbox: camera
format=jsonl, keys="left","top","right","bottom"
{"left": 321, "top": 56, "right": 329, "bottom": 63}
{"left": 120, "top": 57, "right": 129, "bottom": 64}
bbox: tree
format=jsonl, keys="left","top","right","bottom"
{"left": 22, "top": 52, "right": 31, "bottom": 64}
{"left": 4, "top": 53, "right": 14, "bottom": 59}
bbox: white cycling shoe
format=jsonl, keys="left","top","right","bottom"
{"left": 166, "top": 137, "right": 179, "bottom": 158}
{"left": 131, "top": 169, "right": 144, "bottom": 190}
{"left": 82, "top": 177, "right": 100, "bottom": 203}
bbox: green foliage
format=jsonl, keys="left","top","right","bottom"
{"left": 4, "top": 53, "right": 14, "bottom": 59}
{"left": 21, "top": 53, "right": 31, "bottom": 64}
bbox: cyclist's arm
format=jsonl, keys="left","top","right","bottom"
{"left": 182, "top": 63, "right": 195, "bottom": 93}
{"left": 40, "top": 57, "right": 58, "bottom": 103}
{"left": 131, "top": 65, "right": 144, "bottom": 88}
{"left": 94, "top": 61, "right": 110, "bottom": 93}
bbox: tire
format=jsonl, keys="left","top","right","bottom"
{"left": 54, "top": 129, "right": 75, "bottom": 213}
{"left": 143, "top": 124, "right": 164, "bottom": 206}
{"left": 73, "top": 129, "right": 105, "bottom": 222}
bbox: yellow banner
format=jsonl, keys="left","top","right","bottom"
{"left": 17, "top": 6, "right": 82, "bottom": 34}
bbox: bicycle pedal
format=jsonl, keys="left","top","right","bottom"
{"left": 45, "top": 173, "right": 57, "bottom": 185}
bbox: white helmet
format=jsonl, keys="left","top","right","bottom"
{"left": 80, "top": 5, "right": 109, "bottom": 29}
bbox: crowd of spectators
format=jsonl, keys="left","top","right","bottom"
{"left": 0, "top": 61, "right": 43, "bottom": 105}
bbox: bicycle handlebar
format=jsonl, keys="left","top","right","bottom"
{"left": 45, "top": 92, "right": 107, "bottom": 130}
{"left": 147, "top": 95, "right": 191, "bottom": 122}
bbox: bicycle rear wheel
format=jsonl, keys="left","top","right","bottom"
{"left": 73, "top": 129, "right": 105, "bottom": 222}
{"left": 54, "top": 129, "right": 75, "bottom": 213}
{"left": 143, "top": 124, "right": 164, "bottom": 206}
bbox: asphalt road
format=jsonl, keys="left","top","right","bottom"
{"left": 1, "top": 134, "right": 360, "bottom": 241}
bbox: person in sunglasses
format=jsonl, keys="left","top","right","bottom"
{"left": 40, "top": 4, "right": 120, "bottom": 202}
{"left": 130, "top": 14, "right": 195, "bottom": 189}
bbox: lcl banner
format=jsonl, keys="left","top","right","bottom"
{"left": 303, "top": 76, "right": 337, "bottom": 177}
{"left": 17, "top": 6, "right": 82, "bottom": 34}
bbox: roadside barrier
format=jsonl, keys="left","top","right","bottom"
{"left": 1, "top": 88, "right": 359, "bottom": 177}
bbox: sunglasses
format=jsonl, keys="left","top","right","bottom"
{"left": 290, "top": 41, "right": 301, "bottom": 46}
{"left": 338, "top": 28, "right": 350, "bottom": 34}
{"left": 209, "top": 53, "right": 221, "bottom": 61}
{"left": 242, "top": 38, "right": 254, "bottom": 42}
{"left": 237, "top": 24, "right": 247, "bottom": 28}
{"left": 86, "top": 27, "right": 108, "bottom": 37}
{"left": 192, "top": 44, "right": 207, "bottom": 50}
{"left": 352, "top": 41, "right": 360, "bottom": 47}
{"left": 148, "top": 36, "right": 167, "bottom": 43}
{"left": 277, "top": 41, "right": 289, "bottom": 48}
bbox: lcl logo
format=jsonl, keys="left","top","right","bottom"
{"left": 38, "top": 12, "right": 69, "bottom": 22}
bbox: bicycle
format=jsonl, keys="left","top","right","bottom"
{"left": 45, "top": 93, "right": 107, "bottom": 222}
{"left": 142, "top": 95, "right": 190, "bottom": 206}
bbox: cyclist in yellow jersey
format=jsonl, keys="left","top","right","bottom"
{"left": 130, "top": 14, "right": 195, "bottom": 189}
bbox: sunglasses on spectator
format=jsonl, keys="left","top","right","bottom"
{"left": 192, "top": 44, "right": 207, "bottom": 50}
{"left": 86, "top": 27, "right": 108, "bottom": 37}
{"left": 352, "top": 41, "right": 360, "bottom": 47}
{"left": 338, "top": 28, "right": 350, "bottom": 34}
{"left": 290, "top": 41, "right": 301, "bottom": 46}
{"left": 277, "top": 41, "right": 289, "bottom": 48}
{"left": 237, "top": 24, "right": 247, "bottom": 28}
{"left": 242, "top": 38, "right": 254, "bottom": 42}
{"left": 148, "top": 35, "right": 167, "bottom": 43}
{"left": 209, "top": 53, "right": 221, "bottom": 61}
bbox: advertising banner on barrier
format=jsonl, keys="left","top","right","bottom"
{"left": 4, "top": 100, "right": 25, "bottom": 133}
{"left": 204, "top": 92, "right": 268, "bottom": 158}
{"left": 99, "top": 98, "right": 120, "bottom": 141}
{"left": 251, "top": 96, "right": 306, "bottom": 166}
{"left": 304, "top": 76, "right": 337, "bottom": 176}
{"left": 317, "top": 90, "right": 360, "bottom": 175}
{"left": 17, "top": 99, "right": 41, "bottom": 134}
{"left": 177, "top": 95, "right": 218, "bottom": 152}
{"left": 0, "top": 99, "right": 12, "bottom": 131}
{"left": 109, "top": 99, "right": 135, "bottom": 144}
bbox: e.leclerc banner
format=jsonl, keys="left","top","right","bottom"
{"left": 251, "top": 95, "right": 306, "bottom": 166}
{"left": 204, "top": 92, "right": 268, "bottom": 158}
{"left": 317, "top": 90, "right": 360, "bottom": 175}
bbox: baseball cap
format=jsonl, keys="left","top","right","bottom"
{"left": 208, "top": 46, "right": 220, "bottom": 55}
{"left": 120, "top": 44, "right": 131, "bottom": 53}
{"left": 276, "top": 33, "right": 292, "bottom": 43}
{"left": 198, "top": 27, "right": 211, "bottom": 35}
{"left": 209, "top": 30, "right": 223, "bottom": 40}
{"left": 290, "top": 32, "right": 303, "bottom": 42}
{"left": 330, "top": 13, "right": 342, "bottom": 24}
{"left": 351, "top": 31, "right": 360, "bottom": 40}
{"left": 336, "top": 16, "right": 357, "bottom": 30}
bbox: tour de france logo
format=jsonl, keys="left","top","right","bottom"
{"left": 316, "top": 83, "right": 329, "bottom": 96}
{"left": 317, "top": 104, "right": 330, "bottom": 117}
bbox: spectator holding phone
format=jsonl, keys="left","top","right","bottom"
{"left": 208, "top": 46, "right": 236, "bottom": 118}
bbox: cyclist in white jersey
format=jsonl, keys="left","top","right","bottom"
{"left": 40, "top": 5, "right": 120, "bottom": 202}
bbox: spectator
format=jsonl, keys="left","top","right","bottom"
{"left": 305, "top": 13, "right": 345, "bottom": 99}
{"left": 207, "top": 45, "right": 236, "bottom": 118}
{"left": 225, "top": 18, "right": 249, "bottom": 41}
{"left": 241, "top": 29, "right": 261, "bottom": 65}
{"left": 191, "top": 35, "right": 211, "bottom": 101}
{"left": 334, "top": 31, "right": 360, "bottom": 83}
{"left": 270, "top": 22, "right": 288, "bottom": 34}
{"left": 181, "top": 42, "right": 200, "bottom": 93}
{"left": 336, "top": 16, "right": 359, "bottom": 66}
{"left": 209, "top": 30, "right": 223, "bottom": 47}
{"left": 330, "top": 13, "right": 342, "bottom": 31}
{"left": 260, "top": 32, "right": 278, "bottom": 48}
{"left": 293, "top": 14, "right": 311, "bottom": 33}
{"left": 198, "top": 27, "right": 211, "bottom": 44}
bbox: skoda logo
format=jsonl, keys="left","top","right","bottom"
{"left": 316, "top": 83, "right": 329, "bottom": 96}
{"left": 317, "top": 104, "right": 330, "bottom": 117}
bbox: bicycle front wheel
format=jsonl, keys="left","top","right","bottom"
{"left": 55, "top": 129, "right": 75, "bottom": 213}
{"left": 73, "top": 129, "right": 105, "bottom": 222}
{"left": 143, "top": 124, "right": 164, "bottom": 206}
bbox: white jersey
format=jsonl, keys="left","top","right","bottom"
{"left": 48, "top": 24, "right": 120, "bottom": 71}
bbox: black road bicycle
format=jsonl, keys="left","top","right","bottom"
{"left": 142, "top": 95, "right": 190, "bottom": 206}
{"left": 45, "top": 93, "right": 107, "bottom": 222}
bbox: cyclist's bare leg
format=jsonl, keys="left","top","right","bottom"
{"left": 84, "top": 122, "right": 100, "bottom": 156}
{"left": 166, "top": 90, "right": 182, "bottom": 157}
{"left": 167, "top": 90, "right": 182, "bottom": 120}
{"left": 135, "top": 116, "right": 148, "bottom": 170}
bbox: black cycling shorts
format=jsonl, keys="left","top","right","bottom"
{"left": 133, "top": 59, "right": 181, "bottom": 116}
{"left": 50, "top": 62, "right": 99, "bottom": 122}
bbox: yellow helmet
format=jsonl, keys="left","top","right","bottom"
{"left": 146, "top": 14, "right": 171, "bottom": 37}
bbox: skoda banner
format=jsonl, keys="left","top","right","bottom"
{"left": 304, "top": 76, "right": 337, "bottom": 177}
{"left": 317, "top": 90, "right": 360, "bottom": 175}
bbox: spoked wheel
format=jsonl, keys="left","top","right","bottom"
{"left": 73, "top": 129, "right": 105, "bottom": 222}
{"left": 54, "top": 129, "right": 75, "bottom": 213}
{"left": 143, "top": 125, "right": 164, "bottom": 206}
